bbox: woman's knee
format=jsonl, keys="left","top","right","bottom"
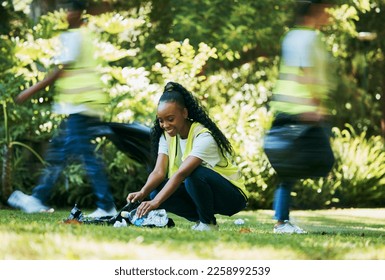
{"left": 186, "top": 166, "right": 216, "bottom": 186}
{"left": 189, "top": 166, "right": 209, "bottom": 179}
{"left": 184, "top": 167, "right": 209, "bottom": 192}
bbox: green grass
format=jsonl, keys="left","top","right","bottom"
{"left": 1, "top": 208, "right": 384, "bottom": 260}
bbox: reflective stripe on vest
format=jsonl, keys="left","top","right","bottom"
{"left": 166, "top": 122, "right": 249, "bottom": 200}
{"left": 270, "top": 64, "right": 321, "bottom": 115}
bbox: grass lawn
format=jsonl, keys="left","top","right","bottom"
{"left": 1, "top": 207, "right": 384, "bottom": 260}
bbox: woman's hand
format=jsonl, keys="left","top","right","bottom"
{"left": 127, "top": 191, "right": 160, "bottom": 218}
{"left": 126, "top": 191, "right": 145, "bottom": 204}
{"left": 135, "top": 200, "right": 161, "bottom": 218}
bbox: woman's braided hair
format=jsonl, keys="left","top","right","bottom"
{"left": 151, "top": 82, "right": 233, "bottom": 160}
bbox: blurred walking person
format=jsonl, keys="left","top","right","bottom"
{"left": 264, "top": 0, "right": 335, "bottom": 234}
{"left": 8, "top": 0, "right": 117, "bottom": 217}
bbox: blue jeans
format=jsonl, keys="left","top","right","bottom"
{"left": 150, "top": 166, "right": 247, "bottom": 224}
{"left": 32, "top": 114, "right": 114, "bottom": 210}
{"left": 273, "top": 180, "right": 295, "bottom": 221}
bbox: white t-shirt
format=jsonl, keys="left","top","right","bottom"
{"left": 282, "top": 29, "right": 316, "bottom": 67}
{"left": 54, "top": 30, "right": 81, "bottom": 65}
{"left": 158, "top": 131, "right": 227, "bottom": 168}
{"left": 282, "top": 28, "right": 328, "bottom": 84}
{"left": 53, "top": 30, "right": 90, "bottom": 115}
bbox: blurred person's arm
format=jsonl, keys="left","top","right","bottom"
{"left": 15, "top": 31, "right": 80, "bottom": 104}
{"left": 15, "top": 67, "right": 63, "bottom": 104}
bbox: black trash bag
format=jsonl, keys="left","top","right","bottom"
{"left": 64, "top": 204, "right": 84, "bottom": 223}
{"left": 264, "top": 120, "right": 335, "bottom": 180}
{"left": 63, "top": 202, "right": 175, "bottom": 228}
{"left": 90, "top": 121, "right": 154, "bottom": 170}
{"left": 63, "top": 202, "right": 140, "bottom": 226}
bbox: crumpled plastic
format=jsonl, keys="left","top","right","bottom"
{"left": 63, "top": 203, "right": 175, "bottom": 228}
{"left": 121, "top": 208, "right": 172, "bottom": 227}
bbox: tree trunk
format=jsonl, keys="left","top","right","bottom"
{"left": 1, "top": 144, "right": 13, "bottom": 204}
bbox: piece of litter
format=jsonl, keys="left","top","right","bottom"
{"left": 113, "top": 219, "right": 128, "bottom": 228}
{"left": 234, "top": 218, "right": 245, "bottom": 225}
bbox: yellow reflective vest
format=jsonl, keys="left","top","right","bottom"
{"left": 269, "top": 28, "right": 330, "bottom": 116}
{"left": 166, "top": 122, "right": 249, "bottom": 200}
{"left": 55, "top": 28, "right": 108, "bottom": 117}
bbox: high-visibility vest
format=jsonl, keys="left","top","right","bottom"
{"left": 55, "top": 28, "right": 108, "bottom": 116}
{"left": 166, "top": 122, "right": 249, "bottom": 200}
{"left": 269, "top": 28, "right": 329, "bottom": 116}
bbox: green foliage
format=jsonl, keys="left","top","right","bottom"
{"left": 331, "top": 125, "right": 385, "bottom": 207}
{"left": 99, "top": 65, "right": 158, "bottom": 124}
{"left": 299, "top": 125, "right": 385, "bottom": 209}
{"left": 102, "top": 143, "right": 149, "bottom": 208}
{"left": 32, "top": 10, "right": 67, "bottom": 38}
{"left": 152, "top": 39, "right": 218, "bottom": 91}
{"left": 170, "top": 0, "right": 294, "bottom": 70}
{"left": 0, "top": 76, "right": 47, "bottom": 203}
{"left": 89, "top": 7, "right": 157, "bottom": 125}
{"left": 325, "top": 1, "right": 385, "bottom": 135}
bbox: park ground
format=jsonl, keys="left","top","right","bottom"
{"left": 0, "top": 207, "right": 384, "bottom": 260}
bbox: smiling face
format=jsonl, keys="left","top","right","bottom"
{"left": 157, "top": 101, "right": 191, "bottom": 139}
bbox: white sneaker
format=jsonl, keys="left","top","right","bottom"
{"left": 7, "top": 190, "right": 54, "bottom": 213}
{"left": 273, "top": 220, "right": 307, "bottom": 234}
{"left": 192, "top": 222, "right": 219, "bottom": 231}
{"left": 191, "top": 221, "right": 200, "bottom": 230}
{"left": 86, "top": 207, "right": 117, "bottom": 218}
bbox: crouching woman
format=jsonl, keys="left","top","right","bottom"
{"left": 126, "top": 82, "right": 248, "bottom": 231}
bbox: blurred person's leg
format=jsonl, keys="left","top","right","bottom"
{"left": 32, "top": 120, "right": 68, "bottom": 203}
{"left": 273, "top": 180, "right": 307, "bottom": 234}
{"left": 67, "top": 114, "right": 115, "bottom": 212}
{"left": 273, "top": 180, "right": 294, "bottom": 222}
{"left": 8, "top": 120, "right": 68, "bottom": 213}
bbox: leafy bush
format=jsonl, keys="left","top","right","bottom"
{"left": 297, "top": 125, "right": 385, "bottom": 209}
{"left": 331, "top": 125, "right": 385, "bottom": 207}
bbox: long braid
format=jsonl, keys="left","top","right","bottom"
{"left": 151, "top": 117, "right": 163, "bottom": 162}
{"left": 151, "top": 82, "right": 233, "bottom": 158}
